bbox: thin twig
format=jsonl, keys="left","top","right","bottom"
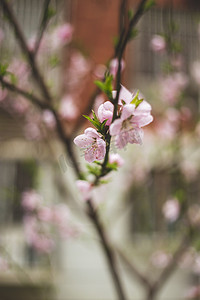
{"left": 116, "top": 246, "right": 152, "bottom": 290}
{"left": 0, "top": 0, "right": 52, "bottom": 103}
{"left": 34, "top": 0, "right": 51, "bottom": 56}
{"left": 87, "top": 201, "right": 127, "bottom": 300}
{"left": 0, "top": 76, "right": 50, "bottom": 110}
{"left": 148, "top": 233, "right": 191, "bottom": 299}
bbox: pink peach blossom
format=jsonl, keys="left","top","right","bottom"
{"left": 150, "top": 35, "right": 166, "bottom": 53}
{"left": 42, "top": 109, "right": 56, "bottom": 129}
{"left": 109, "top": 153, "right": 124, "bottom": 167}
{"left": 22, "top": 190, "right": 42, "bottom": 211}
{"left": 110, "top": 99, "right": 153, "bottom": 149}
{"left": 98, "top": 101, "right": 114, "bottom": 126}
{"left": 162, "top": 198, "right": 180, "bottom": 222}
{"left": 56, "top": 23, "right": 73, "bottom": 45}
{"left": 76, "top": 180, "right": 92, "bottom": 201}
{"left": 59, "top": 94, "right": 78, "bottom": 121}
{"left": 74, "top": 127, "right": 106, "bottom": 162}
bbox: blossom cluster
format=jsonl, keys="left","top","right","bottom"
{"left": 74, "top": 84, "right": 153, "bottom": 163}
{"left": 22, "top": 190, "right": 79, "bottom": 254}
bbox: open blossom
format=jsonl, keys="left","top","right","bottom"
{"left": 76, "top": 180, "right": 92, "bottom": 201}
{"left": 109, "top": 153, "right": 124, "bottom": 167}
{"left": 110, "top": 88, "right": 153, "bottom": 149}
{"left": 74, "top": 127, "right": 106, "bottom": 163}
{"left": 98, "top": 101, "right": 114, "bottom": 126}
{"left": 150, "top": 35, "right": 166, "bottom": 53}
{"left": 162, "top": 198, "right": 180, "bottom": 222}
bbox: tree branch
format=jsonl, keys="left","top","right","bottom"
{"left": 0, "top": 0, "right": 53, "bottom": 103}
{"left": 0, "top": 76, "right": 50, "bottom": 110}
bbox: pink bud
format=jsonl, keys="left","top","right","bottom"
{"left": 109, "top": 153, "right": 124, "bottom": 167}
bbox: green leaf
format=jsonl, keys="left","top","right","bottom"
{"left": 128, "top": 28, "right": 138, "bottom": 41}
{"left": 128, "top": 9, "right": 134, "bottom": 20}
{"left": 86, "top": 164, "right": 101, "bottom": 176}
{"left": 130, "top": 90, "right": 143, "bottom": 107}
{"left": 94, "top": 73, "right": 113, "bottom": 100}
{"left": 106, "top": 162, "right": 118, "bottom": 171}
{"left": 83, "top": 115, "right": 93, "bottom": 123}
{"left": 0, "top": 63, "right": 9, "bottom": 77}
{"left": 144, "top": 0, "right": 156, "bottom": 11}
{"left": 49, "top": 55, "right": 60, "bottom": 68}
{"left": 47, "top": 7, "right": 56, "bottom": 20}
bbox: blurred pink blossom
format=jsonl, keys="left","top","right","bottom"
{"left": 191, "top": 61, "right": 200, "bottom": 85}
{"left": 109, "top": 58, "right": 125, "bottom": 77}
{"left": 52, "top": 23, "right": 73, "bottom": 49}
{"left": 150, "top": 35, "right": 166, "bottom": 53}
{"left": 22, "top": 190, "right": 42, "bottom": 211}
{"left": 186, "top": 286, "right": 200, "bottom": 299}
{"left": 151, "top": 250, "right": 171, "bottom": 268}
{"left": 160, "top": 73, "right": 188, "bottom": 104}
{"left": 170, "top": 54, "right": 184, "bottom": 70}
{"left": 76, "top": 180, "right": 92, "bottom": 201}
{"left": 109, "top": 153, "right": 124, "bottom": 167}
{"left": 74, "top": 127, "right": 106, "bottom": 163}
{"left": 93, "top": 64, "right": 107, "bottom": 79}
{"left": 59, "top": 95, "right": 78, "bottom": 121}
{"left": 98, "top": 101, "right": 114, "bottom": 126}
{"left": 162, "top": 197, "right": 180, "bottom": 222}
{"left": 42, "top": 109, "right": 56, "bottom": 129}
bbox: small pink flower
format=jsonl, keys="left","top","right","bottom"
{"left": 162, "top": 198, "right": 180, "bottom": 222}
{"left": 56, "top": 23, "right": 73, "bottom": 45}
{"left": 42, "top": 109, "right": 56, "bottom": 129}
{"left": 151, "top": 251, "right": 171, "bottom": 268}
{"left": 110, "top": 99, "right": 153, "bottom": 149}
{"left": 74, "top": 127, "right": 106, "bottom": 163}
{"left": 22, "top": 190, "right": 42, "bottom": 211}
{"left": 59, "top": 95, "right": 78, "bottom": 121}
{"left": 150, "top": 35, "right": 166, "bottom": 53}
{"left": 76, "top": 180, "right": 92, "bottom": 201}
{"left": 98, "top": 101, "right": 114, "bottom": 126}
{"left": 109, "top": 58, "right": 125, "bottom": 77}
{"left": 38, "top": 206, "right": 53, "bottom": 222}
{"left": 112, "top": 85, "right": 133, "bottom": 105}
{"left": 109, "top": 153, "right": 124, "bottom": 167}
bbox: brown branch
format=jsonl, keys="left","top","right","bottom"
{"left": 116, "top": 246, "right": 152, "bottom": 290}
{"left": 0, "top": 0, "right": 53, "bottom": 103}
{"left": 148, "top": 233, "right": 191, "bottom": 299}
{"left": 87, "top": 201, "right": 127, "bottom": 300}
{"left": 0, "top": 76, "right": 50, "bottom": 110}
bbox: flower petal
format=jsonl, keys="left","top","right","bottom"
{"left": 135, "top": 100, "right": 152, "bottom": 115}
{"left": 121, "top": 104, "right": 135, "bottom": 120}
{"left": 110, "top": 119, "right": 122, "bottom": 136}
{"left": 131, "top": 114, "right": 153, "bottom": 127}
{"left": 118, "top": 85, "right": 133, "bottom": 104}
{"left": 74, "top": 134, "right": 93, "bottom": 148}
{"left": 84, "top": 127, "right": 100, "bottom": 138}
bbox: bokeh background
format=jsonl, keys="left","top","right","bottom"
{"left": 0, "top": 0, "right": 200, "bottom": 299}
